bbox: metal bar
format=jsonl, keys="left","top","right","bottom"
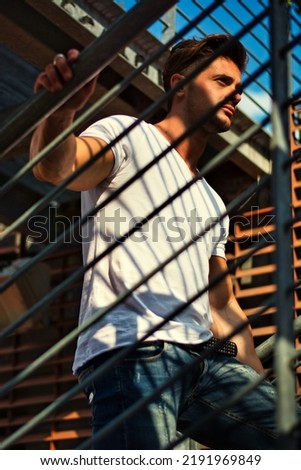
{"left": 270, "top": 0, "right": 298, "bottom": 448}
{"left": 256, "top": 314, "right": 301, "bottom": 361}
{"left": 168, "top": 368, "right": 271, "bottom": 451}
{"left": 0, "top": 0, "right": 176, "bottom": 158}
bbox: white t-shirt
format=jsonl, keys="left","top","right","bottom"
{"left": 73, "top": 115, "right": 229, "bottom": 373}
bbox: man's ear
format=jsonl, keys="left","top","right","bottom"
{"left": 170, "top": 73, "right": 186, "bottom": 93}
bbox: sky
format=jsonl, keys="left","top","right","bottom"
{"left": 115, "top": 0, "right": 301, "bottom": 130}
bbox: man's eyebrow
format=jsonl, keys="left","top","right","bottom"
{"left": 214, "top": 73, "right": 243, "bottom": 88}
{"left": 213, "top": 73, "right": 237, "bottom": 81}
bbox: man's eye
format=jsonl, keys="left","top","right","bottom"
{"left": 217, "top": 77, "right": 228, "bottom": 85}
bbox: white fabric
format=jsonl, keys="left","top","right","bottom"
{"left": 73, "top": 115, "right": 229, "bottom": 373}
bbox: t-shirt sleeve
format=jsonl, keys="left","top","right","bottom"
{"left": 79, "top": 115, "right": 133, "bottom": 177}
{"left": 211, "top": 214, "right": 229, "bottom": 259}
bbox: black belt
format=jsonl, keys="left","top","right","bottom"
{"left": 138, "top": 337, "right": 237, "bottom": 357}
{"left": 187, "top": 336, "right": 237, "bottom": 357}
{"left": 78, "top": 337, "right": 237, "bottom": 375}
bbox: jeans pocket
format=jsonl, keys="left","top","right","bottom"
{"left": 78, "top": 365, "right": 96, "bottom": 406}
{"left": 123, "top": 341, "right": 165, "bottom": 363}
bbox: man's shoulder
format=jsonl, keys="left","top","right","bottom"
{"left": 80, "top": 114, "right": 139, "bottom": 138}
{"left": 99, "top": 114, "right": 138, "bottom": 126}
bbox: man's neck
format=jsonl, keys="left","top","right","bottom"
{"left": 154, "top": 115, "right": 208, "bottom": 176}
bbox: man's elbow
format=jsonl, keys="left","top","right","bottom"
{"left": 31, "top": 162, "right": 45, "bottom": 182}
{"left": 30, "top": 142, "right": 47, "bottom": 182}
{"left": 31, "top": 162, "right": 64, "bottom": 186}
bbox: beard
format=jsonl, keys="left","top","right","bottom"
{"left": 203, "top": 111, "right": 233, "bottom": 134}
{"left": 186, "top": 85, "right": 233, "bottom": 135}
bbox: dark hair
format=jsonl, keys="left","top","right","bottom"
{"left": 163, "top": 34, "right": 248, "bottom": 94}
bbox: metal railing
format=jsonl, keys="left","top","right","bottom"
{"left": 0, "top": 0, "right": 300, "bottom": 450}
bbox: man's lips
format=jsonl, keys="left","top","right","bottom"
{"left": 222, "top": 105, "right": 235, "bottom": 117}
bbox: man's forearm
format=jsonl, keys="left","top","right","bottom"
{"left": 211, "top": 301, "right": 264, "bottom": 374}
{"left": 30, "top": 111, "right": 77, "bottom": 185}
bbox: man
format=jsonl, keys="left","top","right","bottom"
{"left": 30, "top": 34, "right": 299, "bottom": 449}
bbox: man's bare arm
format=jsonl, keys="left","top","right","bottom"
{"left": 30, "top": 49, "right": 115, "bottom": 191}
{"left": 209, "top": 255, "right": 264, "bottom": 373}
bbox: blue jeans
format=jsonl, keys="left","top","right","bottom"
{"left": 78, "top": 341, "right": 301, "bottom": 449}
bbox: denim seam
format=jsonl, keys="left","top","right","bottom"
{"left": 196, "top": 396, "right": 279, "bottom": 440}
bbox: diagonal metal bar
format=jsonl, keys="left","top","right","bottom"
{"left": 0, "top": 0, "right": 176, "bottom": 158}
{"left": 256, "top": 315, "right": 301, "bottom": 362}
{"left": 167, "top": 367, "right": 273, "bottom": 450}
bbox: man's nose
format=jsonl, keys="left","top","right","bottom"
{"left": 232, "top": 86, "right": 243, "bottom": 105}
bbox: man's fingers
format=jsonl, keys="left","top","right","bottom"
{"left": 33, "top": 72, "right": 55, "bottom": 93}
{"left": 52, "top": 53, "right": 73, "bottom": 82}
{"left": 52, "top": 53, "right": 65, "bottom": 68}
{"left": 66, "top": 49, "right": 81, "bottom": 63}
{"left": 33, "top": 49, "right": 83, "bottom": 96}
{"left": 34, "top": 53, "right": 75, "bottom": 93}
{"left": 44, "top": 63, "right": 64, "bottom": 91}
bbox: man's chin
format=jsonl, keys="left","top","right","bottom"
{"left": 206, "top": 121, "right": 232, "bottom": 134}
{"left": 202, "top": 112, "right": 233, "bottom": 134}
{"left": 217, "top": 125, "right": 231, "bottom": 134}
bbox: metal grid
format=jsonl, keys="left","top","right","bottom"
{"left": 0, "top": 0, "right": 300, "bottom": 449}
